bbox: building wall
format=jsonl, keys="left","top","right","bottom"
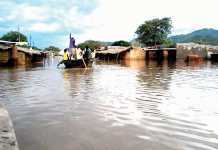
{"left": 146, "top": 51, "right": 157, "bottom": 59}
{"left": 0, "top": 50, "right": 33, "bottom": 65}
{"left": 17, "top": 52, "right": 33, "bottom": 65}
{"left": 17, "top": 52, "right": 26, "bottom": 65}
{"left": 176, "top": 44, "right": 208, "bottom": 59}
{"left": 0, "top": 51, "right": 9, "bottom": 64}
{"left": 120, "top": 47, "right": 145, "bottom": 60}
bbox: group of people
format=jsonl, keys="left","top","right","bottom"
{"left": 57, "top": 47, "right": 93, "bottom": 67}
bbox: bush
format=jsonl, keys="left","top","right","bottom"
{"left": 0, "top": 31, "right": 27, "bottom": 42}
{"left": 111, "top": 40, "right": 131, "bottom": 47}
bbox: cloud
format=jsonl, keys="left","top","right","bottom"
{"left": 69, "top": 0, "right": 98, "bottom": 14}
{"left": 6, "top": 4, "right": 49, "bottom": 22}
{"left": 0, "top": 0, "right": 97, "bottom": 32}
{"left": 72, "top": 0, "right": 218, "bottom": 43}
{"left": 1, "top": 0, "right": 218, "bottom": 48}
{"left": 29, "top": 22, "right": 61, "bottom": 32}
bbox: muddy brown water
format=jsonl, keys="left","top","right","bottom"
{"left": 0, "top": 59, "right": 218, "bottom": 150}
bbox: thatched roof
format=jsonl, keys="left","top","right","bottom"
{"left": 96, "top": 46, "right": 131, "bottom": 55}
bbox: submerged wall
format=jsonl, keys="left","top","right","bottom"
{"left": 120, "top": 47, "right": 145, "bottom": 60}
{"left": 0, "top": 51, "right": 10, "bottom": 64}
{"left": 176, "top": 43, "right": 212, "bottom": 59}
{"left": 0, "top": 104, "right": 19, "bottom": 150}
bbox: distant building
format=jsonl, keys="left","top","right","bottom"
{"left": 96, "top": 46, "right": 145, "bottom": 60}
{"left": 176, "top": 43, "right": 218, "bottom": 59}
{"left": 0, "top": 40, "right": 46, "bottom": 66}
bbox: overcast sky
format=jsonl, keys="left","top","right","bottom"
{"left": 0, "top": 0, "right": 218, "bottom": 48}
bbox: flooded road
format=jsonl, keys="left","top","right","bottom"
{"left": 0, "top": 59, "right": 218, "bottom": 150}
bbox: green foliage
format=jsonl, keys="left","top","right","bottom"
{"left": 44, "top": 46, "right": 61, "bottom": 52}
{"left": 135, "top": 18, "right": 172, "bottom": 46}
{"left": 77, "top": 40, "right": 104, "bottom": 50}
{"left": 32, "top": 46, "right": 42, "bottom": 51}
{"left": 0, "top": 31, "right": 28, "bottom": 42}
{"left": 163, "top": 39, "right": 176, "bottom": 48}
{"left": 111, "top": 40, "right": 131, "bottom": 47}
{"left": 170, "top": 28, "right": 218, "bottom": 45}
{"left": 130, "top": 39, "right": 144, "bottom": 47}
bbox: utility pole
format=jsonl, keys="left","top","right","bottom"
{"left": 17, "top": 25, "right": 20, "bottom": 42}
{"left": 29, "top": 34, "right": 32, "bottom": 47}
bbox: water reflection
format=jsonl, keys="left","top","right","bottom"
{"left": 0, "top": 59, "right": 218, "bottom": 150}
{"left": 121, "top": 60, "right": 146, "bottom": 69}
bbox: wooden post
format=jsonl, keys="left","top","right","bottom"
{"left": 116, "top": 53, "right": 119, "bottom": 62}
{"left": 81, "top": 57, "right": 87, "bottom": 68}
{"left": 11, "top": 44, "right": 18, "bottom": 60}
{"left": 8, "top": 44, "right": 18, "bottom": 66}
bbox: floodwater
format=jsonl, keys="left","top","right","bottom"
{"left": 0, "top": 58, "right": 218, "bottom": 150}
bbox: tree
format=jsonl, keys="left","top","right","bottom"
{"left": 163, "top": 39, "right": 176, "bottom": 48}
{"left": 77, "top": 40, "right": 103, "bottom": 50}
{"left": 111, "top": 40, "right": 131, "bottom": 47}
{"left": 135, "top": 18, "right": 172, "bottom": 46}
{"left": 44, "top": 46, "right": 61, "bottom": 52}
{"left": 0, "top": 31, "right": 28, "bottom": 42}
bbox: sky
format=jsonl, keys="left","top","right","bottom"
{"left": 0, "top": 0, "right": 218, "bottom": 49}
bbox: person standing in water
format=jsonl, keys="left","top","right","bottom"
{"left": 57, "top": 49, "right": 69, "bottom": 67}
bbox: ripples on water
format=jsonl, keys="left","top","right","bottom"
{"left": 0, "top": 59, "right": 218, "bottom": 150}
